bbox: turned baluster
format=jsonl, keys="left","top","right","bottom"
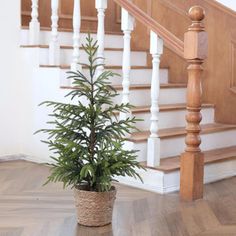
{"left": 180, "top": 6, "right": 208, "bottom": 201}
{"left": 29, "top": 0, "right": 40, "bottom": 45}
{"left": 71, "top": 0, "right": 82, "bottom": 72}
{"left": 49, "top": 0, "right": 60, "bottom": 65}
{"left": 147, "top": 31, "right": 163, "bottom": 167}
{"left": 119, "top": 8, "right": 135, "bottom": 121}
{"left": 95, "top": 0, "right": 107, "bottom": 77}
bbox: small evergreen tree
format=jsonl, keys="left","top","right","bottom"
{"left": 37, "top": 35, "right": 144, "bottom": 192}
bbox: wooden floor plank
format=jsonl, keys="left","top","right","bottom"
{"left": 0, "top": 161, "right": 236, "bottom": 236}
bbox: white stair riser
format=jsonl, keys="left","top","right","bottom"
{"left": 33, "top": 67, "right": 170, "bottom": 103}
{"left": 21, "top": 29, "right": 124, "bottom": 48}
{"left": 39, "top": 48, "right": 147, "bottom": 66}
{"left": 113, "top": 88, "right": 187, "bottom": 106}
{"left": 116, "top": 168, "right": 165, "bottom": 193}
{"left": 116, "top": 159, "right": 236, "bottom": 194}
{"left": 133, "top": 107, "right": 215, "bottom": 130}
{"left": 112, "top": 68, "right": 168, "bottom": 85}
{"left": 133, "top": 129, "right": 236, "bottom": 161}
{"left": 59, "top": 86, "right": 186, "bottom": 107}
{"left": 60, "top": 68, "right": 169, "bottom": 86}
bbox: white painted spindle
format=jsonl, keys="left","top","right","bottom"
{"left": 71, "top": 0, "right": 82, "bottom": 72}
{"left": 29, "top": 0, "right": 40, "bottom": 45}
{"left": 95, "top": 0, "right": 107, "bottom": 77}
{"left": 147, "top": 31, "right": 163, "bottom": 167}
{"left": 119, "top": 8, "right": 135, "bottom": 121}
{"left": 49, "top": 0, "right": 60, "bottom": 65}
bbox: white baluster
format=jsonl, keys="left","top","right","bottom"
{"left": 119, "top": 8, "right": 135, "bottom": 121}
{"left": 29, "top": 0, "right": 40, "bottom": 45}
{"left": 71, "top": 0, "right": 82, "bottom": 72}
{"left": 49, "top": 0, "right": 60, "bottom": 65}
{"left": 95, "top": 0, "right": 107, "bottom": 77}
{"left": 147, "top": 31, "right": 163, "bottom": 167}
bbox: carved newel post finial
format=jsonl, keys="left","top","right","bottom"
{"left": 180, "top": 6, "right": 207, "bottom": 201}
{"left": 189, "top": 6, "right": 205, "bottom": 22}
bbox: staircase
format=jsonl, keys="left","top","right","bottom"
{"left": 19, "top": 0, "right": 236, "bottom": 198}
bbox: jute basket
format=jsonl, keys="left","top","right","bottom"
{"left": 74, "top": 185, "right": 117, "bottom": 227}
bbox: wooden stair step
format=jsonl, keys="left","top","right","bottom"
{"left": 40, "top": 65, "right": 154, "bottom": 70}
{"left": 21, "top": 25, "right": 123, "bottom": 35}
{"left": 141, "top": 146, "right": 236, "bottom": 173}
{"left": 60, "top": 83, "right": 186, "bottom": 91}
{"left": 130, "top": 123, "right": 236, "bottom": 142}
{"left": 113, "top": 83, "right": 186, "bottom": 90}
{"left": 21, "top": 44, "right": 148, "bottom": 52}
{"left": 114, "top": 103, "right": 214, "bottom": 115}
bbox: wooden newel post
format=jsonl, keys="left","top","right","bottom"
{"left": 180, "top": 6, "right": 207, "bottom": 201}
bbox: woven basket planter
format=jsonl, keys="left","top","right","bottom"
{"left": 74, "top": 185, "right": 117, "bottom": 227}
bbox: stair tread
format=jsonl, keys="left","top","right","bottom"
{"left": 40, "top": 65, "right": 172, "bottom": 71}
{"left": 40, "top": 65, "right": 155, "bottom": 70}
{"left": 60, "top": 83, "right": 187, "bottom": 91}
{"left": 130, "top": 123, "right": 236, "bottom": 142}
{"left": 21, "top": 25, "right": 123, "bottom": 35}
{"left": 21, "top": 44, "right": 148, "bottom": 53}
{"left": 141, "top": 146, "right": 236, "bottom": 172}
{"left": 40, "top": 64, "right": 171, "bottom": 70}
{"left": 113, "top": 83, "right": 186, "bottom": 90}
{"left": 113, "top": 103, "right": 214, "bottom": 114}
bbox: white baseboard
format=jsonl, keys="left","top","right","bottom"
{"left": 0, "top": 154, "right": 24, "bottom": 162}
{"left": 0, "top": 154, "right": 53, "bottom": 164}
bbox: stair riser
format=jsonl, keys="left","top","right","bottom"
{"left": 39, "top": 48, "right": 147, "bottom": 66}
{"left": 116, "top": 158, "right": 236, "bottom": 194}
{"left": 21, "top": 30, "right": 124, "bottom": 48}
{"left": 163, "top": 160, "right": 236, "bottom": 193}
{"left": 59, "top": 87, "right": 186, "bottom": 107}
{"left": 133, "top": 129, "right": 236, "bottom": 161}
{"left": 112, "top": 88, "right": 187, "bottom": 106}
{"left": 110, "top": 69, "right": 168, "bottom": 85}
{"left": 60, "top": 68, "right": 169, "bottom": 86}
{"left": 33, "top": 67, "right": 173, "bottom": 106}
{"left": 132, "top": 107, "right": 215, "bottom": 130}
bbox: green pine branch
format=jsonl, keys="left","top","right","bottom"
{"left": 37, "top": 34, "right": 145, "bottom": 192}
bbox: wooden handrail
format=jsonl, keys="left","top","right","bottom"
{"left": 113, "top": 0, "right": 184, "bottom": 58}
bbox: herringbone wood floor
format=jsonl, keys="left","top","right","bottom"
{"left": 0, "top": 161, "right": 236, "bottom": 236}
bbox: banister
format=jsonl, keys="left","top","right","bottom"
{"left": 113, "top": 0, "right": 184, "bottom": 58}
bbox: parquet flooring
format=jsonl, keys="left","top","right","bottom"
{"left": 0, "top": 160, "right": 236, "bottom": 236}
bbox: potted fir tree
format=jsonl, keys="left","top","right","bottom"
{"left": 37, "top": 35, "right": 143, "bottom": 227}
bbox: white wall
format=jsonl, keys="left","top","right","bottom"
{"left": 0, "top": 0, "right": 23, "bottom": 156}
{"left": 215, "top": 0, "right": 236, "bottom": 11}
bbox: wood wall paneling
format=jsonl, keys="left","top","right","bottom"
{"left": 230, "top": 40, "right": 236, "bottom": 93}
{"left": 199, "top": 0, "right": 236, "bottom": 123}
{"left": 150, "top": 0, "right": 236, "bottom": 123}
{"left": 130, "top": 0, "right": 150, "bottom": 51}
{"left": 145, "top": 0, "right": 192, "bottom": 83}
